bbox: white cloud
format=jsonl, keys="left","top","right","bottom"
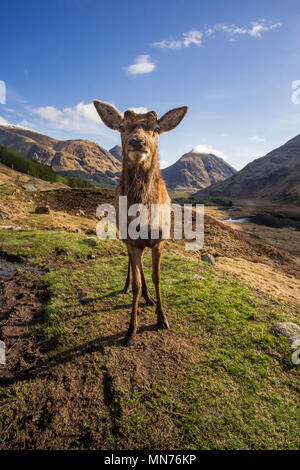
{"left": 129, "top": 107, "right": 148, "bottom": 114}
{"left": 183, "top": 30, "right": 203, "bottom": 47}
{"left": 191, "top": 144, "right": 228, "bottom": 160}
{"left": 251, "top": 135, "right": 265, "bottom": 143}
{"left": 160, "top": 160, "right": 170, "bottom": 169}
{"left": 0, "top": 115, "right": 9, "bottom": 125}
{"left": 15, "top": 120, "right": 35, "bottom": 130}
{"left": 124, "top": 55, "right": 156, "bottom": 75}
{"left": 206, "top": 20, "right": 282, "bottom": 39}
{"left": 152, "top": 40, "right": 182, "bottom": 50}
{"left": 153, "top": 20, "right": 281, "bottom": 50}
{"left": 31, "top": 101, "right": 104, "bottom": 134}
{"left": 152, "top": 30, "right": 202, "bottom": 50}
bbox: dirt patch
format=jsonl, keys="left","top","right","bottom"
{"left": 0, "top": 270, "right": 45, "bottom": 376}
{"left": 36, "top": 189, "right": 115, "bottom": 217}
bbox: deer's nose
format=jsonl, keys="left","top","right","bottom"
{"left": 129, "top": 137, "right": 145, "bottom": 150}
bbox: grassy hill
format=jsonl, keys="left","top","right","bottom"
{"left": 0, "top": 229, "right": 299, "bottom": 449}
{"left": 0, "top": 186, "right": 299, "bottom": 449}
{"left": 0, "top": 144, "right": 94, "bottom": 189}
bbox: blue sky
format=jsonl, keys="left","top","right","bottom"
{"left": 1, "top": 0, "right": 300, "bottom": 169}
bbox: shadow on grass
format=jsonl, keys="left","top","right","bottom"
{"left": 0, "top": 323, "right": 159, "bottom": 387}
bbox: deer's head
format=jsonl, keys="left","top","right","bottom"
{"left": 93, "top": 101, "right": 188, "bottom": 166}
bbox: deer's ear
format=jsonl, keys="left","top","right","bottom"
{"left": 93, "top": 100, "right": 123, "bottom": 130}
{"left": 158, "top": 106, "right": 188, "bottom": 134}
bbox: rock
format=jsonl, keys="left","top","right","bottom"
{"left": 35, "top": 206, "right": 50, "bottom": 214}
{"left": 88, "top": 254, "right": 96, "bottom": 259}
{"left": 192, "top": 274, "right": 205, "bottom": 280}
{"left": 0, "top": 225, "right": 21, "bottom": 230}
{"left": 271, "top": 322, "right": 300, "bottom": 344}
{"left": 201, "top": 253, "right": 216, "bottom": 266}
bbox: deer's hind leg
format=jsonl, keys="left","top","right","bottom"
{"left": 123, "top": 260, "right": 131, "bottom": 294}
{"left": 123, "top": 254, "right": 156, "bottom": 306}
{"left": 152, "top": 243, "right": 169, "bottom": 330}
{"left": 141, "top": 252, "right": 156, "bottom": 306}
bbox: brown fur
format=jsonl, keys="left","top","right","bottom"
{"left": 93, "top": 101, "right": 188, "bottom": 345}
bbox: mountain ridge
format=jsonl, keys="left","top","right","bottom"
{"left": 0, "top": 125, "right": 121, "bottom": 187}
{"left": 197, "top": 134, "right": 300, "bottom": 204}
{"left": 161, "top": 151, "right": 236, "bottom": 191}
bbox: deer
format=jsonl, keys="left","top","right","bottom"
{"left": 93, "top": 100, "right": 188, "bottom": 346}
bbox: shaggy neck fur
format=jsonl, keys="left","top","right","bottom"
{"left": 119, "top": 149, "right": 164, "bottom": 209}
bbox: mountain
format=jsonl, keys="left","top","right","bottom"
{"left": 0, "top": 125, "right": 121, "bottom": 187}
{"left": 197, "top": 135, "right": 300, "bottom": 205}
{"left": 0, "top": 143, "right": 94, "bottom": 189}
{"left": 161, "top": 151, "right": 236, "bottom": 191}
{"left": 109, "top": 145, "right": 122, "bottom": 162}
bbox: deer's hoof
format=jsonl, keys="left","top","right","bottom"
{"left": 122, "top": 335, "right": 135, "bottom": 347}
{"left": 144, "top": 295, "right": 156, "bottom": 306}
{"left": 157, "top": 317, "right": 170, "bottom": 330}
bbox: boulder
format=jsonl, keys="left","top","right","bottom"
{"left": 35, "top": 206, "right": 50, "bottom": 214}
{"left": 271, "top": 322, "right": 300, "bottom": 344}
{"left": 201, "top": 253, "right": 216, "bottom": 266}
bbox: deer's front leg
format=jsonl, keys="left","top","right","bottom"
{"left": 152, "top": 243, "right": 169, "bottom": 330}
{"left": 123, "top": 246, "right": 143, "bottom": 346}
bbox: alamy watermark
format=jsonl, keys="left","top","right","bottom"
{"left": 291, "top": 80, "right": 300, "bottom": 105}
{"left": 0, "top": 340, "right": 5, "bottom": 365}
{"left": 291, "top": 339, "right": 300, "bottom": 365}
{"left": 96, "top": 197, "right": 204, "bottom": 251}
{"left": 0, "top": 80, "right": 6, "bottom": 104}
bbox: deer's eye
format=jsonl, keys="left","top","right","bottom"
{"left": 155, "top": 126, "right": 160, "bottom": 133}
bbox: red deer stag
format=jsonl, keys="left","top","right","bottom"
{"left": 93, "top": 100, "right": 188, "bottom": 346}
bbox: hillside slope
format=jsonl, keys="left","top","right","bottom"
{"left": 0, "top": 125, "right": 121, "bottom": 186}
{"left": 0, "top": 162, "right": 68, "bottom": 191}
{"left": 198, "top": 135, "right": 300, "bottom": 204}
{"left": 0, "top": 194, "right": 299, "bottom": 449}
{"left": 162, "top": 151, "right": 236, "bottom": 191}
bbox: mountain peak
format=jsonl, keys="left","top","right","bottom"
{"left": 162, "top": 151, "right": 236, "bottom": 191}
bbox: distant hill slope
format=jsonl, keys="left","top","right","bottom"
{"left": 0, "top": 161, "right": 68, "bottom": 191}
{"left": 109, "top": 145, "right": 122, "bottom": 162}
{"left": 161, "top": 151, "right": 236, "bottom": 191}
{"left": 197, "top": 135, "right": 300, "bottom": 204}
{"left": 0, "top": 126, "right": 121, "bottom": 187}
{"left": 0, "top": 144, "right": 94, "bottom": 189}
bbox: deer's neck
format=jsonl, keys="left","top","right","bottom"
{"left": 119, "top": 150, "right": 166, "bottom": 208}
